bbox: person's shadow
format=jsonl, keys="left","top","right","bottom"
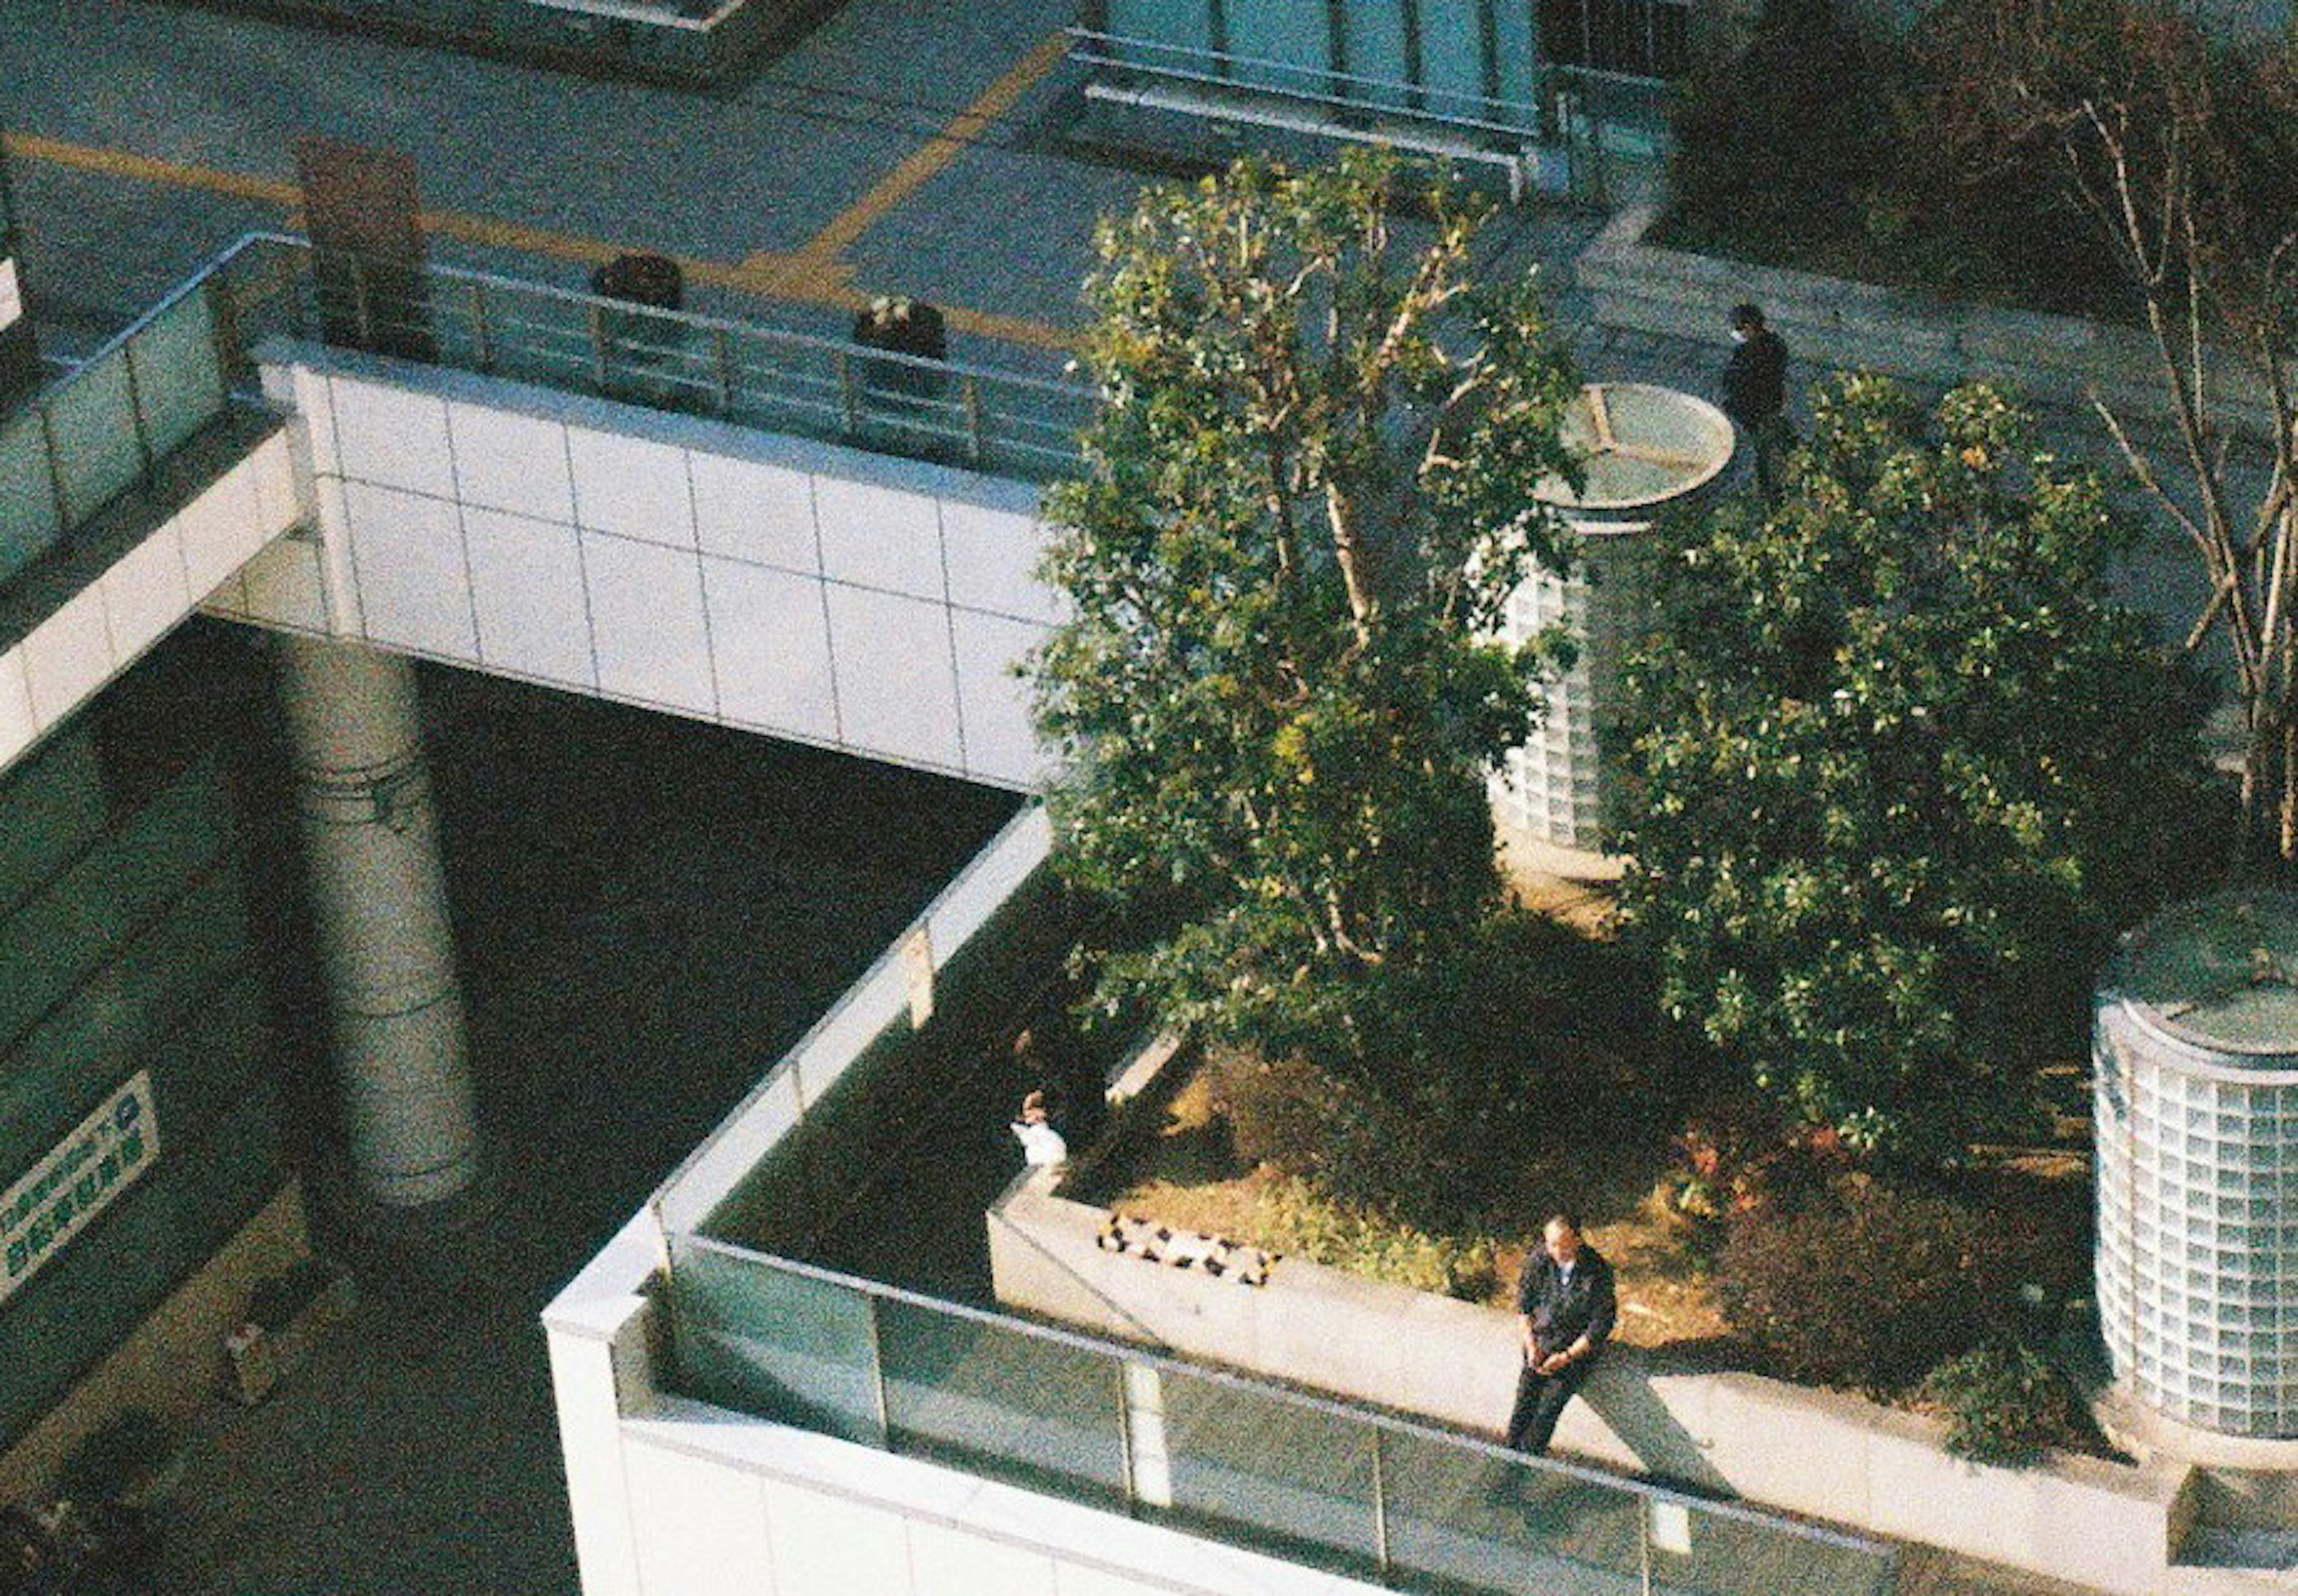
{"left": 1576, "top": 1341, "right": 1739, "bottom": 1497}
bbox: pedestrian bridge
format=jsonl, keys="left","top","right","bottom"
{"left": 0, "top": 233, "right": 1087, "bottom": 791}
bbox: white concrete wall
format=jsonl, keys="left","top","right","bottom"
{"left": 1, "top": 427, "right": 300, "bottom": 773}
{"left": 548, "top": 810, "right": 1397, "bottom": 1596}
{"left": 218, "top": 342, "right": 1060, "bottom": 791}
{"left": 546, "top": 1255, "right": 1391, "bottom": 1596}
{"left": 989, "top": 1181, "right": 2202, "bottom": 1596}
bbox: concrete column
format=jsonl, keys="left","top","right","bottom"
{"left": 274, "top": 636, "right": 481, "bottom": 1214}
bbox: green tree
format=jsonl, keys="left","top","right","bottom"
{"left": 1618, "top": 376, "right": 2217, "bottom": 1158}
{"left": 1922, "top": 0, "right": 2298, "bottom": 859}
{"left": 1028, "top": 152, "right": 1582, "bottom": 1095}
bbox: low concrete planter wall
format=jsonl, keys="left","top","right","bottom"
{"left": 1574, "top": 205, "right": 2284, "bottom": 440}
{"left": 989, "top": 1179, "right": 2199, "bottom": 1595}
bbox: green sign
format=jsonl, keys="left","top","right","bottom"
{"left": 1, "top": 1071, "right": 158, "bottom": 1304}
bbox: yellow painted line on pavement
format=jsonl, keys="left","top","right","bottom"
{"left": 5, "top": 128, "right": 1077, "bottom": 351}
{"left": 770, "top": 29, "right": 1074, "bottom": 275}
{"left": 4, "top": 131, "right": 302, "bottom": 206}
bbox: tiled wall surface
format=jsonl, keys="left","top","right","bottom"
{"left": 216, "top": 348, "right": 1062, "bottom": 792}
{"left": 1, "top": 429, "right": 300, "bottom": 774}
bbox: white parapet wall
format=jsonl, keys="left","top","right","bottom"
{"left": 220, "top": 341, "right": 1062, "bottom": 791}
{"left": 1574, "top": 205, "right": 2288, "bottom": 441}
{"left": 989, "top": 1179, "right": 2205, "bottom": 1596}
{"left": 544, "top": 804, "right": 1414, "bottom": 1596}
{"left": 2, "top": 426, "right": 300, "bottom": 775}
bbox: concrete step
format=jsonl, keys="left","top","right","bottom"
{"left": 2197, "top": 1470, "right": 2298, "bottom": 1531}
{"left": 2168, "top": 1533, "right": 2298, "bottom": 1592}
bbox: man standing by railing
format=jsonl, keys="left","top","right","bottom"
{"left": 1506, "top": 1211, "right": 1616, "bottom": 1457}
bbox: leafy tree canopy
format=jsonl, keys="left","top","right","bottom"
{"left": 1029, "top": 151, "right": 1582, "bottom": 1092}
{"left": 1618, "top": 375, "right": 2218, "bottom": 1159}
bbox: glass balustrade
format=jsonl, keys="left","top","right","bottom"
{"left": 665, "top": 1233, "right": 1901, "bottom": 1596}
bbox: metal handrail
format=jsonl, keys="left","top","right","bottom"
{"left": 241, "top": 235, "right": 1088, "bottom": 479}
{"left": 1068, "top": 26, "right": 1551, "bottom": 141}
{"left": 0, "top": 232, "right": 291, "bottom": 592}
{"left": 668, "top": 1229, "right": 1901, "bottom": 1595}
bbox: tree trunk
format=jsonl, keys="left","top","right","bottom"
{"left": 2282, "top": 718, "right": 2297, "bottom": 864}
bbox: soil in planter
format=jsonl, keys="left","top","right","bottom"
{"left": 1074, "top": 879, "right": 2098, "bottom": 1366}
{"left": 1079, "top": 1059, "right": 1732, "bottom": 1350}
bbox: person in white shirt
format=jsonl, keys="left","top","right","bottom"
{"left": 1010, "top": 1090, "right": 1068, "bottom": 1168}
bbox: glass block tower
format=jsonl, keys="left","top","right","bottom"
{"left": 2095, "top": 890, "right": 2298, "bottom": 1437}
{"left": 1490, "top": 382, "right": 1731, "bottom": 867}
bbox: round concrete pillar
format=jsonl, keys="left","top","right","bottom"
{"left": 274, "top": 636, "right": 480, "bottom": 1214}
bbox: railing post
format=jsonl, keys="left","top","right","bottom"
{"left": 838, "top": 349, "right": 859, "bottom": 436}
{"left": 864, "top": 1294, "right": 893, "bottom": 1449}
{"left": 1639, "top": 1497, "right": 1653, "bottom": 1596}
{"left": 207, "top": 267, "right": 245, "bottom": 391}
{"left": 963, "top": 373, "right": 984, "bottom": 467}
{"left": 285, "top": 244, "right": 311, "bottom": 342}
{"left": 713, "top": 326, "right": 735, "bottom": 417}
{"left": 588, "top": 302, "right": 610, "bottom": 392}
{"left": 1370, "top": 1428, "right": 1391, "bottom": 1583}
{"left": 37, "top": 403, "right": 71, "bottom": 533}
{"left": 120, "top": 339, "right": 159, "bottom": 487}
{"left": 469, "top": 280, "right": 493, "bottom": 373}
{"left": 1114, "top": 1354, "right": 1137, "bottom": 1516}
{"left": 351, "top": 253, "right": 375, "bottom": 351}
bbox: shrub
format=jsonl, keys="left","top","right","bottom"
{"left": 1255, "top": 1175, "right": 1501, "bottom": 1302}
{"left": 1665, "top": 0, "right": 1918, "bottom": 266}
{"left": 1922, "top": 1337, "right": 2081, "bottom": 1466}
{"left": 1717, "top": 1179, "right": 2015, "bottom": 1390}
{"left": 1203, "top": 1044, "right": 1335, "bottom": 1177}
{"left": 1661, "top": 0, "right": 2139, "bottom": 314}
{"left": 1202, "top": 1042, "right": 1504, "bottom": 1233}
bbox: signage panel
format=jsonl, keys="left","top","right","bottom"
{"left": 1, "top": 1071, "right": 160, "bottom": 1306}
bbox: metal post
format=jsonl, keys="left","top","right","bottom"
{"left": 469, "top": 281, "right": 493, "bottom": 372}
{"left": 865, "top": 1293, "right": 893, "bottom": 1450}
{"left": 37, "top": 403, "right": 70, "bottom": 531}
{"left": 1370, "top": 1429, "right": 1392, "bottom": 1582}
{"left": 208, "top": 270, "right": 245, "bottom": 392}
{"left": 838, "top": 349, "right": 859, "bottom": 436}
{"left": 963, "top": 374, "right": 984, "bottom": 466}
{"left": 714, "top": 327, "right": 735, "bottom": 417}
{"left": 1639, "top": 1498, "right": 1653, "bottom": 1596}
{"left": 120, "top": 339, "right": 158, "bottom": 485}
{"left": 286, "top": 245, "right": 311, "bottom": 342}
{"left": 351, "top": 253, "right": 375, "bottom": 350}
{"left": 1114, "top": 1354, "right": 1138, "bottom": 1514}
{"left": 588, "top": 303, "right": 609, "bottom": 391}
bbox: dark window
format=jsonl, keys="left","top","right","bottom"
{"left": 1539, "top": 0, "right": 1691, "bottom": 78}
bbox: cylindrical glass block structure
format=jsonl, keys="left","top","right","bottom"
{"left": 2095, "top": 890, "right": 2298, "bottom": 1437}
{"left": 1491, "top": 383, "right": 1732, "bottom": 862}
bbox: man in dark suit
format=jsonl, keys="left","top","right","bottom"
{"left": 1720, "top": 301, "right": 1791, "bottom": 505}
{"left": 1505, "top": 1212, "right": 1616, "bottom": 1456}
